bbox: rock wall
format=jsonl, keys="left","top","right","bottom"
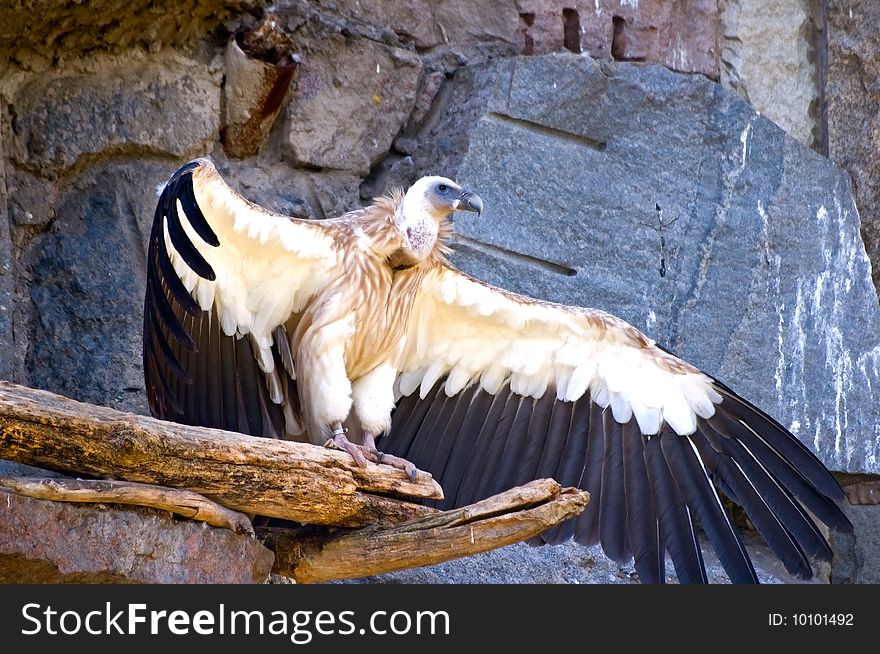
{"left": 0, "top": 0, "right": 749, "bottom": 415}
{"left": 1, "top": 0, "right": 879, "bottom": 582}
{"left": 415, "top": 55, "right": 880, "bottom": 475}
{"left": 826, "top": 1, "right": 880, "bottom": 289}
{"left": 0, "top": 488, "right": 274, "bottom": 583}
{"left": 719, "top": 0, "right": 820, "bottom": 146}
{"left": 716, "top": 1, "right": 880, "bottom": 291}
{"left": 0, "top": 0, "right": 880, "bottom": 472}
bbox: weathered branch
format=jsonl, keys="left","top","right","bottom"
{"left": 263, "top": 479, "right": 590, "bottom": 583}
{"left": 0, "top": 476, "right": 255, "bottom": 535}
{"left": 0, "top": 382, "right": 437, "bottom": 528}
{"left": 0, "top": 382, "right": 594, "bottom": 583}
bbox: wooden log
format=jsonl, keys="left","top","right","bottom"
{"left": 0, "top": 381, "right": 437, "bottom": 528}
{"left": 837, "top": 472, "right": 880, "bottom": 505}
{"left": 263, "top": 479, "right": 590, "bottom": 583}
{"left": 0, "top": 476, "right": 255, "bottom": 535}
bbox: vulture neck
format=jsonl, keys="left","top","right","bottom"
{"left": 358, "top": 190, "right": 452, "bottom": 270}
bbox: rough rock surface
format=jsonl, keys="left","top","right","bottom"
{"left": 0, "top": 0, "right": 261, "bottom": 60}
{"left": 9, "top": 60, "right": 219, "bottom": 177}
{"left": 828, "top": 502, "right": 880, "bottom": 583}
{"left": 518, "top": 0, "right": 720, "bottom": 78}
{"left": 719, "top": 0, "right": 819, "bottom": 146}
{"left": 330, "top": 0, "right": 445, "bottom": 50}
{"left": 15, "top": 158, "right": 169, "bottom": 415}
{"left": 0, "top": 122, "right": 12, "bottom": 380}
{"left": 345, "top": 537, "right": 811, "bottom": 584}
{"left": 413, "top": 54, "right": 880, "bottom": 475}
{"left": 1, "top": 1, "right": 877, "bottom": 586}
{"left": 826, "top": 1, "right": 880, "bottom": 291}
{"left": 285, "top": 35, "right": 422, "bottom": 174}
{"left": 0, "top": 489, "right": 274, "bottom": 583}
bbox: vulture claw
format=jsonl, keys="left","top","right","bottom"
{"left": 374, "top": 452, "right": 420, "bottom": 482}
{"left": 326, "top": 430, "right": 377, "bottom": 467}
{"left": 325, "top": 426, "right": 422, "bottom": 479}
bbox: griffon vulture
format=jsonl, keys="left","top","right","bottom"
{"left": 143, "top": 158, "right": 852, "bottom": 583}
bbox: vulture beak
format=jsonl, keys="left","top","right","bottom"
{"left": 457, "top": 190, "right": 483, "bottom": 217}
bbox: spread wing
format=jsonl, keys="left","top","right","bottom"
{"left": 143, "top": 159, "right": 338, "bottom": 438}
{"left": 380, "top": 264, "right": 852, "bottom": 583}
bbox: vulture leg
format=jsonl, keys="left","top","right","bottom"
{"left": 327, "top": 424, "right": 419, "bottom": 481}
{"left": 327, "top": 423, "right": 378, "bottom": 467}
{"left": 361, "top": 430, "right": 380, "bottom": 457}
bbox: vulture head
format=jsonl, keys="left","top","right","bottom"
{"left": 395, "top": 176, "right": 482, "bottom": 260}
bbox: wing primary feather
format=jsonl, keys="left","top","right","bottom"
{"left": 644, "top": 434, "right": 707, "bottom": 583}
{"left": 190, "top": 310, "right": 213, "bottom": 429}
{"left": 701, "top": 418, "right": 834, "bottom": 561}
{"left": 710, "top": 410, "right": 851, "bottom": 533}
{"left": 154, "top": 221, "right": 200, "bottom": 316}
{"left": 165, "top": 160, "right": 200, "bottom": 193}
{"left": 218, "top": 317, "right": 240, "bottom": 432}
{"left": 387, "top": 393, "right": 417, "bottom": 439}
{"left": 570, "top": 401, "right": 604, "bottom": 546}
{"left": 178, "top": 174, "right": 220, "bottom": 247}
{"left": 442, "top": 388, "right": 511, "bottom": 510}
{"left": 275, "top": 345, "right": 302, "bottom": 433}
{"left": 402, "top": 391, "right": 452, "bottom": 468}
{"left": 660, "top": 431, "right": 758, "bottom": 583}
{"left": 427, "top": 386, "right": 492, "bottom": 508}
{"left": 143, "top": 336, "right": 184, "bottom": 417}
{"left": 689, "top": 427, "right": 813, "bottom": 578}
{"left": 543, "top": 398, "right": 593, "bottom": 545}
{"left": 146, "top": 268, "right": 195, "bottom": 349}
{"left": 255, "top": 378, "right": 286, "bottom": 439}
{"left": 234, "top": 334, "right": 267, "bottom": 437}
{"left": 513, "top": 392, "right": 556, "bottom": 486}
{"left": 599, "top": 412, "right": 630, "bottom": 564}
{"left": 145, "top": 304, "right": 189, "bottom": 380}
{"left": 164, "top": 198, "right": 216, "bottom": 281}
{"left": 531, "top": 399, "right": 575, "bottom": 545}
{"left": 622, "top": 421, "right": 663, "bottom": 583}
{"left": 470, "top": 394, "right": 526, "bottom": 503}
{"left": 382, "top": 385, "right": 444, "bottom": 459}
{"left": 455, "top": 392, "right": 521, "bottom": 507}
{"left": 483, "top": 395, "right": 536, "bottom": 497}
{"left": 274, "top": 325, "right": 296, "bottom": 380}
{"left": 205, "top": 310, "right": 225, "bottom": 429}
{"left": 533, "top": 399, "right": 575, "bottom": 481}
{"left": 714, "top": 384, "right": 844, "bottom": 500}
{"left": 180, "top": 312, "right": 200, "bottom": 427}
{"left": 231, "top": 337, "right": 254, "bottom": 436}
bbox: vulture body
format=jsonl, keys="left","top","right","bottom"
{"left": 144, "top": 158, "right": 851, "bottom": 583}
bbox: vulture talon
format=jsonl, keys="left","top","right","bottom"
{"left": 374, "top": 452, "right": 420, "bottom": 482}
{"left": 327, "top": 428, "right": 373, "bottom": 467}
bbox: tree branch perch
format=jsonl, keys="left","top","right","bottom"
{"left": 0, "top": 382, "right": 591, "bottom": 583}
{"left": 263, "top": 479, "right": 590, "bottom": 583}
{"left": 0, "top": 476, "right": 255, "bottom": 535}
{"left": 0, "top": 382, "right": 437, "bottom": 528}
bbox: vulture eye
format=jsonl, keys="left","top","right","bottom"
{"left": 436, "top": 184, "right": 449, "bottom": 195}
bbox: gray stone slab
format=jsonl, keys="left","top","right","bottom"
{"left": 342, "top": 537, "right": 805, "bottom": 585}
{"left": 0, "top": 117, "right": 13, "bottom": 381}
{"left": 17, "top": 159, "right": 169, "bottom": 415}
{"left": 828, "top": 502, "right": 880, "bottom": 584}
{"left": 9, "top": 62, "right": 219, "bottom": 176}
{"left": 0, "top": 489, "right": 274, "bottom": 584}
{"left": 419, "top": 54, "right": 879, "bottom": 474}
{"left": 827, "top": 1, "right": 880, "bottom": 291}
{"left": 284, "top": 35, "right": 422, "bottom": 174}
